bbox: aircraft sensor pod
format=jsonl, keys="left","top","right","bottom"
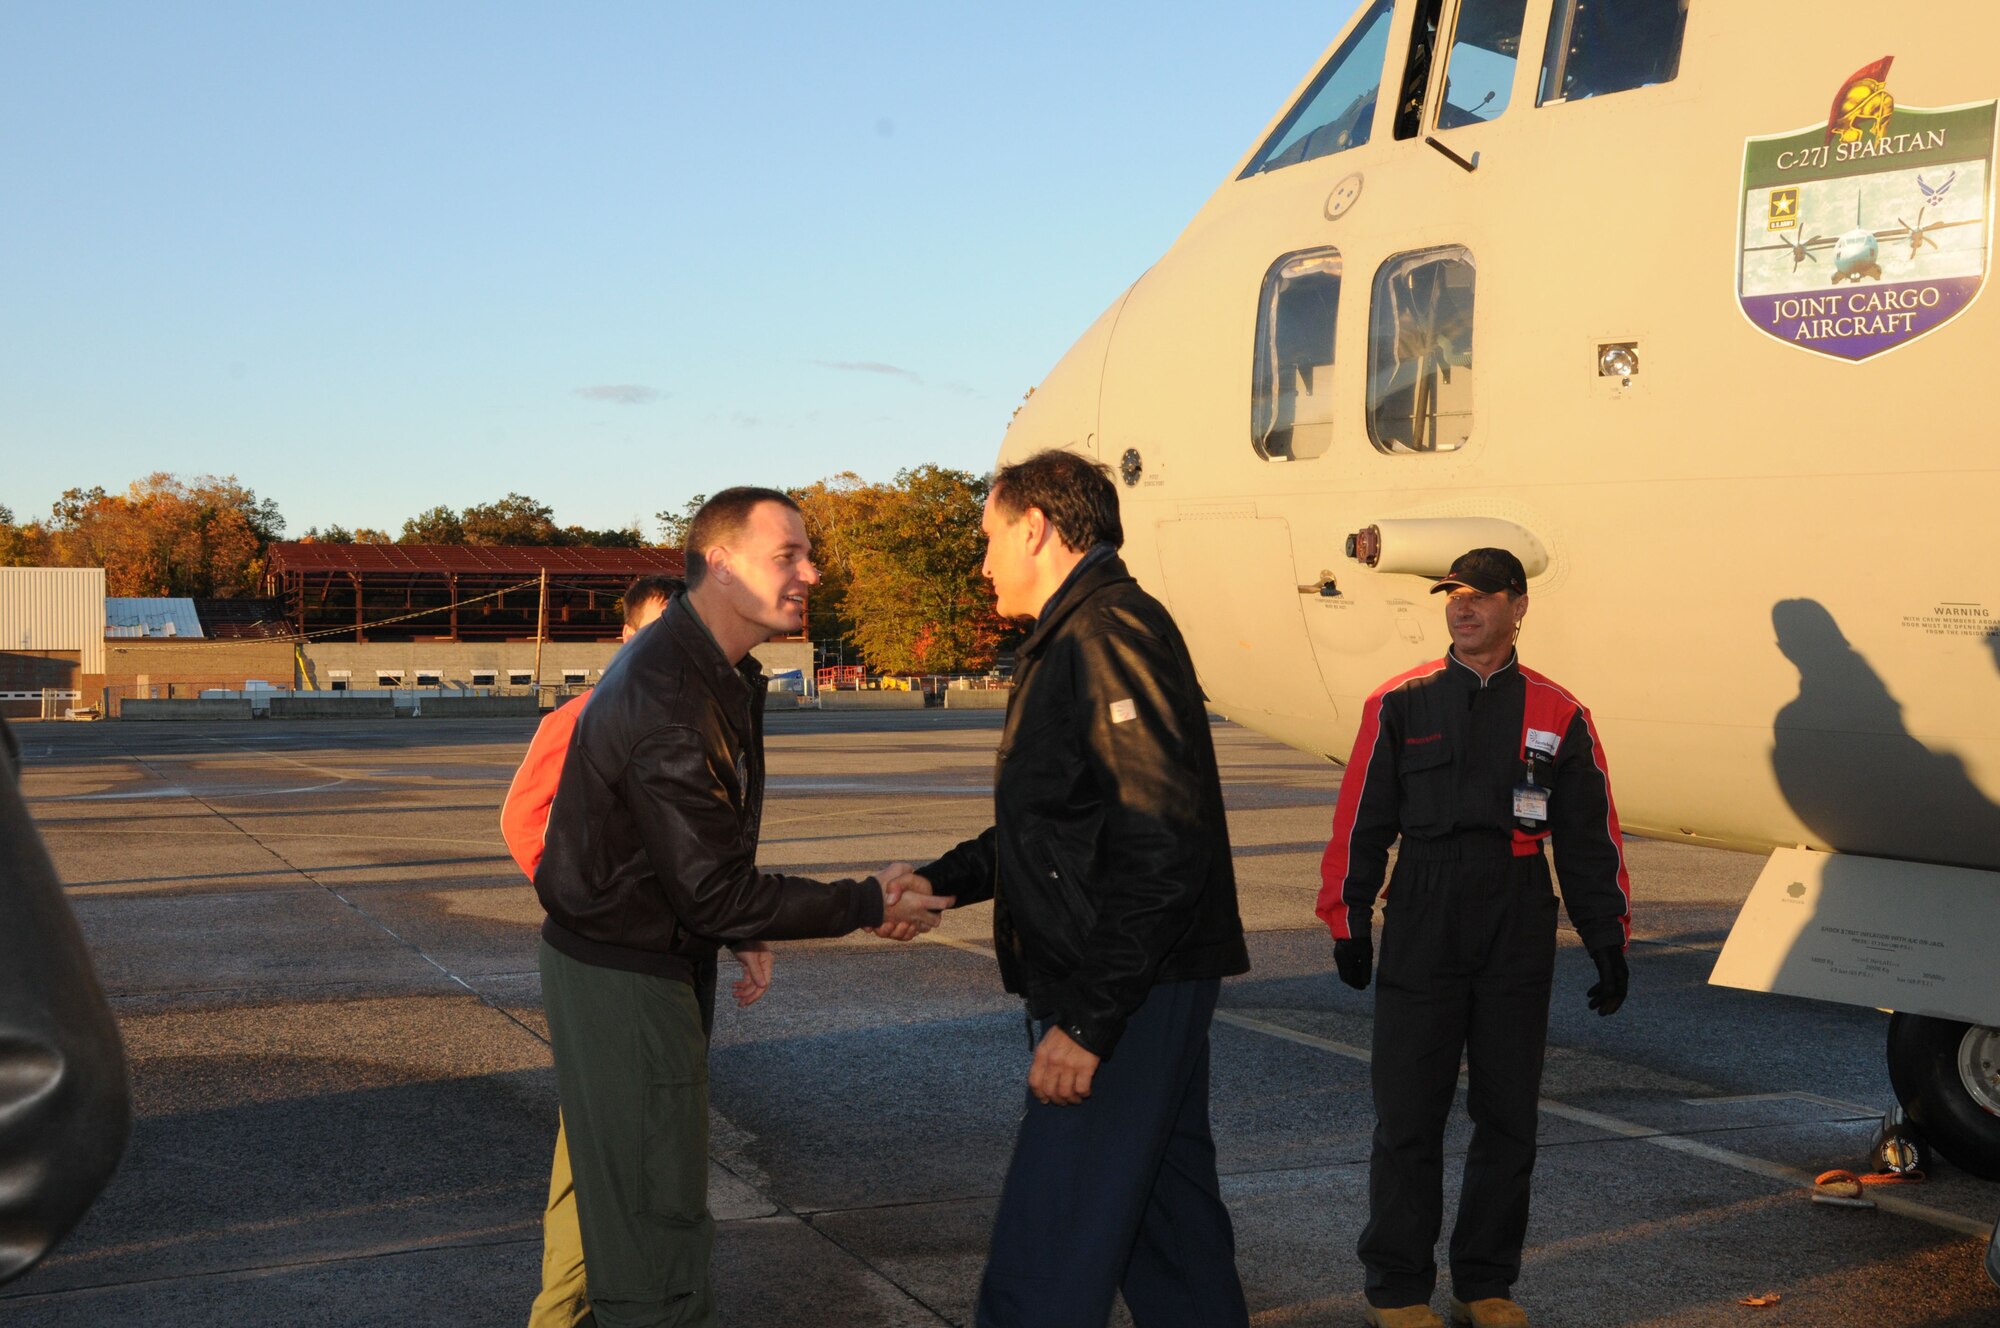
{"left": 1343, "top": 518, "right": 1550, "bottom": 581}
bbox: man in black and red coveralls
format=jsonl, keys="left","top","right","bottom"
{"left": 1316, "top": 548, "right": 1632, "bottom": 1328}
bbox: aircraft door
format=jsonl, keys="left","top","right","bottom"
{"left": 1152, "top": 510, "right": 1341, "bottom": 755}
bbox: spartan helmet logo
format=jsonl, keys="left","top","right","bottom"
{"left": 1834, "top": 78, "right": 1895, "bottom": 144}
{"left": 1827, "top": 56, "right": 1896, "bottom": 146}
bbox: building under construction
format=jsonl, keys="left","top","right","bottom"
{"left": 261, "top": 542, "right": 686, "bottom": 643}
{"left": 5, "top": 546, "right": 814, "bottom": 712}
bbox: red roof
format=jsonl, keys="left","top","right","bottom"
{"left": 265, "top": 543, "right": 686, "bottom": 577}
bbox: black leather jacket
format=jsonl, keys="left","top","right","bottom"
{"left": 0, "top": 718, "right": 130, "bottom": 1285}
{"left": 920, "top": 550, "right": 1248, "bottom": 1059}
{"left": 536, "top": 595, "right": 884, "bottom": 980}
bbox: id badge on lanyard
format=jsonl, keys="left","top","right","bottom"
{"left": 1515, "top": 726, "right": 1559, "bottom": 830}
{"left": 1512, "top": 763, "right": 1549, "bottom": 829}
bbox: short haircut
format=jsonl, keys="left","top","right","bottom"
{"left": 621, "top": 574, "right": 683, "bottom": 625}
{"left": 990, "top": 449, "right": 1123, "bottom": 551}
{"left": 681, "top": 487, "right": 802, "bottom": 589}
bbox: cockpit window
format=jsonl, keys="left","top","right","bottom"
{"left": 1437, "top": 0, "right": 1529, "bottom": 129}
{"left": 1240, "top": 0, "right": 1395, "bottom": 177}
{"left": 1538, "top": 0, "right": 1688, "bottom": 106}
{"left": 1367, "top": 248, "right": 1476, "bottom": 455}
{"left": 1253, "top": 250, "right": 1343, "bottom": 461}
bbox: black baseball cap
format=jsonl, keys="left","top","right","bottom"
{"left": 1430, "top": 547, "right": 1527, "bottom": 595}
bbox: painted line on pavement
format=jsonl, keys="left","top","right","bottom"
{"left": 1209, "top": 1009, "right": 1990, "bottom": 1239}
{"left": 928, "top": 934, "right": 1988, "bottom": 1238}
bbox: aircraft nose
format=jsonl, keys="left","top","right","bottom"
{"left": 990, "top": 287, "right": 1131, "bottom": 471}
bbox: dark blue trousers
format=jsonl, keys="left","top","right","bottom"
{"left": 977, "top": 979, "right": 1249, "bottom": 1328}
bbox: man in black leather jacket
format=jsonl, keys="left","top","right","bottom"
{"left": 533, "top": 487, "right": 948, "bottom": 1328}
{"left": 897, "top": 450, "right": 1250, "bottom": 1328}
{"left": 0, "top": 717, "right": 130, "bottom": 1287}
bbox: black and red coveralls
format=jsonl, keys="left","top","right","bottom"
{"left": 1316, "top": 649, "right": 1629, "bottom": 1309}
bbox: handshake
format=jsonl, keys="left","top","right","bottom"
{"left": 869, "top": 863, "right": 952, "bottom": 941}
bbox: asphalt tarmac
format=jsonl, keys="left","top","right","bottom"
{"left": 4, "top": 713, "right": 1995, "bottom": 1327}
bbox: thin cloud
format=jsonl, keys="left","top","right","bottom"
{"left": 813, "top": 359, "right": 922, "bottom": 384}
{"left": 573, "top": 384, "right": 663, "bottom": 405}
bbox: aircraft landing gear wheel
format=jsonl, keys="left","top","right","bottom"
{"left": 1886, "top": 1014, "right": 2000, "bottom": 1181}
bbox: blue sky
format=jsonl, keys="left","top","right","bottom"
{"left": 1, "top": 3, "right": 1364, "bottom": 539}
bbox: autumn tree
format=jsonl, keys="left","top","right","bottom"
{"left": 0, "top": 504, "right": 47, "bottom": 567}
{"left": 654, "top": 495, "right": 707, "bottom": 548}
{"left": 560, "top": 524, "right": 645, "bottom": 548}
{"left": 461, "top": 493, "right": 560, "bottom": 545}
{"left": 42, "top": 474, "right": 284, "bottom": 597}
{"left": 836, "top": 466, "right": 1004, "bottom": 674}
{"left": 396, "top": 494, "right": 646, "bottom": 547}
{"left": 399, "top": 505, "right": 467, "bottom": 544}
{"left": 786, "top": 473, "right": 880, "bottom": 651}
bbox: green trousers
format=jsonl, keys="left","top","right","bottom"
{"left": 539, "top": 940, "right": 716, "bottom": 1328}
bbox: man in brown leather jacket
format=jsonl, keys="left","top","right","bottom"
{"left": 533, "top": 487, "right": 948, "bottom": 1328}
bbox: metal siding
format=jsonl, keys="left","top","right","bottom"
{"left": 105, "top": 598, "right": 206, "bottom": 639}
{"left": 0, "top": 568, "right": 107, "bottom": 673}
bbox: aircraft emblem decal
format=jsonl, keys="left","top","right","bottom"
{"left": 1737, "top": 58, "right": 1997, "bottom": 362}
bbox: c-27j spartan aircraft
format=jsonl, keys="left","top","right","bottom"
{"left": 993, "top": 0, "right": 2000, "bottom": 1179}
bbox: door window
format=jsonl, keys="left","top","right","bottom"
{"left": 1253, "top": 250, "right": 1344, "bottom": 461}
{"left": 1367, "top": 248, "right": 1476, "bottom": 454}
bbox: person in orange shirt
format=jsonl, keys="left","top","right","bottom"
{"left": 503, "top": 573, "right": 769, "bottom": 1328}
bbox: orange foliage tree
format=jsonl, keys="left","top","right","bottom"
{"left": 801, "top": 466, "right": 1005, "bottom": 674}
{"left": 44, "top": 473, "right": 284, "bottom": 597}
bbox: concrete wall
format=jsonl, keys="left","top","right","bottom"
{"left": 297, "top": 637, "right": 815, "bottom": 692}
{"left": 818, "top": 689, "right": 928, "bottom": 710}
{"left": 416, "top": 696, "right": 542, "bottom": 718}
{"left": 942, "top": 688, "right": 1011, "bottom": 710}
{"left": 269, "top": 695, "right": 395, "bottom": 719}
{"left": 121, "top": 699, "right": 254, "bottom": 721}
{"left": 298, "top": 640, "right": 620, "bottom": 690}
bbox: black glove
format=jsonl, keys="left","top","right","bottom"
{"left": 1334, "top": 935, "right": 1373, "bottom": 991}
{"left": 1587, "top": 945, "right": 1628, "bottom": 1016}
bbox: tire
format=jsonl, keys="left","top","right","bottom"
{"left": 1886, "top": 1013, "right": 2000, "bottom": 1181}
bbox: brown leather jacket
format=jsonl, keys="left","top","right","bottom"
{"left": 535, "top": 595, "right": 884, "bottom": 981}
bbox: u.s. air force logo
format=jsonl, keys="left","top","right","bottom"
{"left": 1737, "top": 57, "right": 1996, "bottom": 362}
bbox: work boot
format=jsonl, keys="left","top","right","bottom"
{"left": 1448, "top": 1296, "right": 1529, "bottom": 1327}
{"left": 1363, "top": 1304, "right": 1444, "bottom": 1328}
